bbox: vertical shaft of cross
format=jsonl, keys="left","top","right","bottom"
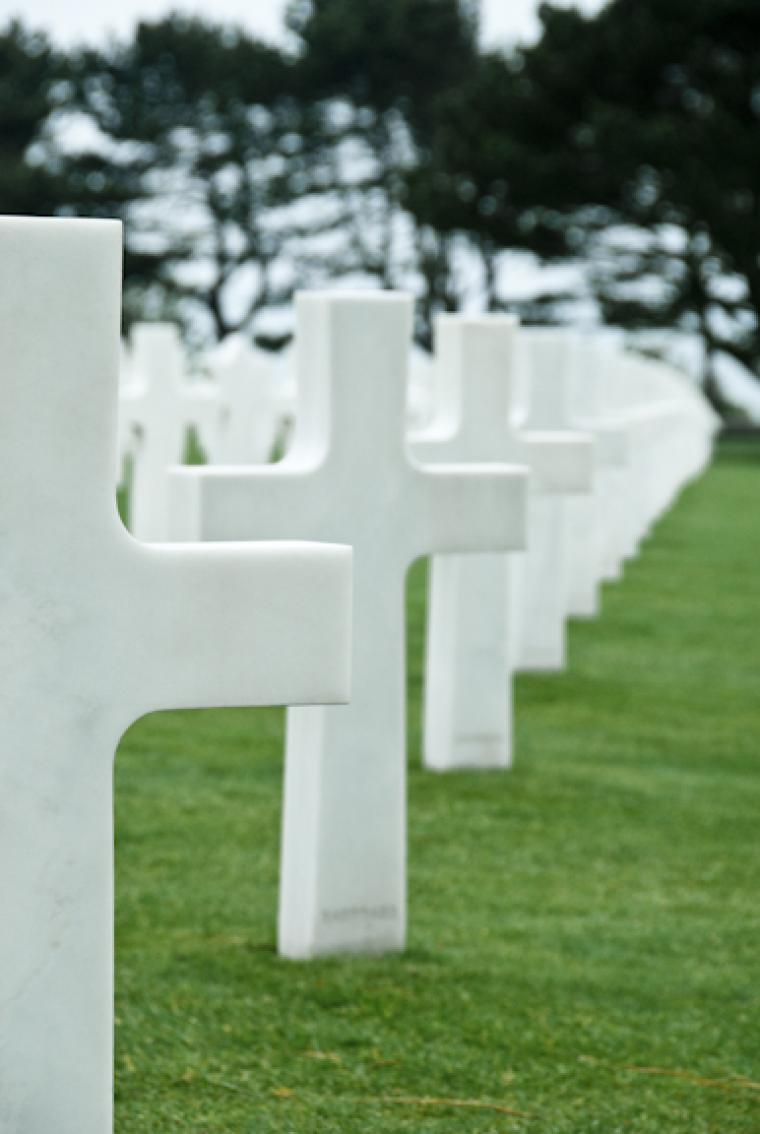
{"left": 573, "top": 338, "right": 632, "bottom": 581}
{"left": 0, "top": 218, "right": 125, "bottom": 1134}
{"left": 291, "top": 293, "right": 411, "bottom": 472}
{"left": 211, "top": 337, "right": 279, "bottom": 463}
{"left": 280, "top": 567, "right": 409, "bottom": 956}
{"left": 0, "top": 712, "right": 116, "bottom": 1134}
{"left": 511, "top": 331, "right": 594, "bottom": 670}
{"left": 122, "top": 323, "right": 218, "bottom": 540}
{"left": 0, "top": 219, "right": 354, "bottom": 1134}
{"left": 520, "top": 327, "right": 576, "bottom": 431}
{"left": 434, "top": 314, "right": 521, "bottom": 458}
{"left": 521, "top": 328, "right": 601, "bottom": 619}
{"left": 423, "top": 550, "right": 518, "bottom": 770}
{"left": 168, "top": 292, "right": 526, "bottom": 957}
{"left": 122, "top": 323, "right": 186, "bottom": 540}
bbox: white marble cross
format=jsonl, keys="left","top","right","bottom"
{"left": 210, "top": 335, "right": 280, "bottom": 464}
{"left": 519, "top": 328, "right": 603, "bottom": 619}
{"left": 120, "top": 323, "right": 219, "bottom": 541}
{"left": 0, "top": 218, "right": 353, "bottom": 1134}
{"left": 612, "top": 351, "right": 709, "bottom": 543}
{"left": 595, "top": 348, "right": 687, "bottom": 562}
{"left": 170, "top": 292, "right": 528, "bottom": 959}
{"left": 570, "top": 336, "right": 632, "bottom": 585}
{"left": 411, "top": 316, "right": 593, "bottom": 771}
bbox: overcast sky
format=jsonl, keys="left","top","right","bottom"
{"left": 0, "top": 0, "right": 605, "bottom": 49}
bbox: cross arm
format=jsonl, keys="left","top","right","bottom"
{"left": 406, "top": 462, "right": 528, "bottom": 563}
{"left": 515, "top": 431, "right": 595, "bottom": 494}
{"left": 167, "top": 463, "right": 329, "bottom": 543}
{"left": 408, "top": 433, "right": 459, "bottom": 465}
{"left": 622, "top": 400, "right": 684, "bottom": 438}
{"left": 112, "top": 533, "right": 352, "bottom": 731}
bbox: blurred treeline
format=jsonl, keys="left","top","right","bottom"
{"left": 2, "top": 0, "right": 759, "bottom": 408}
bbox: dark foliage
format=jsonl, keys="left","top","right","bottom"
{"left": 1, "top": 0, "right": 757, "bottom": 400}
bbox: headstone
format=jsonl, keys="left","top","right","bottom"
{"left": 604, "top": 350, "right": 694, "bottom": 557}
{"left": 120, "top": 323, "right": 218, "bottom": 540}
{"left": 570, "top": 335, "right": 631, "bottom": 585}
{"left": 520, "top": 328, "right": 602, "bottom": 619}
{"left": 170, "top": 292, "right": 528, "bottom": 958}
{"left": 411, "top": 315, "right": 593, "bottom": 771}
{"left": 619, "top": 352, "right": 719, "bottom": 532}
{"left": 282, "top": 338, "right": 439, "bottom": 433}
{"left": 592, "top": 343, "right": 717, "bottom": 567}
{"left": 210, "top": 335, "right": 279, "bottom": 464}
{"left": 0, "top": 217, "right": 353, "bottom": 1134}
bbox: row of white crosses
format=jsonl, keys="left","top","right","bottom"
{"left": 103, "top": 282, "right": 718, "bottom": 963}
{"left": 1, "top": 216, "right": 717, "bottom": 1132}
{"left": 410, "top": 318, "right": 594, "bottom": 770}
{"left": 168, "top": 308, "right": 715, "bottom": 962}
{"left": 119, "top": 314, "right": 715, "bottom": 570}
{"left": 411, "top": 318, "right": 716, "bottom": 777}
{"left": 117, "top": 326, "right": 437, "bottom": 542}
{"left": 118, "top": 327, "right": 286, "bottom": 540}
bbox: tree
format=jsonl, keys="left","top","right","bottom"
{"left": 286, "top": 0, "right": 481, "bottom": 341}
{"left": 501, "top": 0, "right": 760, "bottom": 406}
{"left": 0, "top": 22, "right": 70, "bottom": 214}
{"left": 401, "top": 47, "right": 581, "bottom": 321}
{"left": 68, "top": 16, "right": 309, "bottom": 340}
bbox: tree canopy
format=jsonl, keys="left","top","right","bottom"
{"left": 1, "top": 0, "right": 757, "bottom": 409}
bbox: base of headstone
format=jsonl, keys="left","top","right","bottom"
{"left": 422, "top": 553, "right": 514, "bottom": 773}
{"left": 517, "top": 494, "right": 568, "bottom": 672}
{"left": 565, "top": 497, "right": 601, "bottom": 619}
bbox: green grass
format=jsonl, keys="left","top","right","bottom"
{"left": 115, "top": 442, "right": 760, "bottom": 1132}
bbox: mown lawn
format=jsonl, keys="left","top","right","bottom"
{"left": 115, "top": 442, "right": 760, "bottom": 1132}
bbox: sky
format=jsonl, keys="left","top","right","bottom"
{"left": 0, "top": 0, "right": 606, "bottom": 49}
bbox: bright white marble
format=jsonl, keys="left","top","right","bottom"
{"left": 0, "top": 218, "right": 353, "bottom": 1134}
{"left": 572, "top": 340, "right": 719, "bottom": 578}
{"left": 120, "top": 323, "right": 218, "bottom": 541}
{"left": 407, "top": 342, "right": 436, "bottom": 428}
{"left": 570, "top": 336, "right": 632, "bottom": 585}
{"left": 170, "top": 292, "right": 528, "bottom": 958}
{"left": 520, "top": 328, "right": 601, "bottom": 620}
{"left": 411, "top": 316, "right": 593, "bottom": 773}
{"left": 210, "top": 335, "right": 280, "bottom": 464}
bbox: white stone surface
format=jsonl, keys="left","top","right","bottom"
{"left": 516, "top": 330, "right": 595, "bottom": 667}
{"left": 0, "top": 217, "right": 353, "bottom": 1134}
{"left": 283, "top": 338, "right": 440, "bottom": 433}
{"left": 411, "top": 316, "right": 593, "bottom": 773}
{"left": 520, "top": 328, "right": 601, "bottom": 620}
{"left": 170, "top": 292, "right": 528, "bottom": 958}
{"left": 407, "top": 343, "right": 436, "bottom": 428}
{"left": 120, "top": 323, "right": 218, "bottom": 541}
{"left": 210, "top": 335, "right": 280, "bottom": 464}
{"left": 572, "top": 339, "right": 719, "bottom": 579}
{"left": 570, "top": 336, "right": 632, "bottom": 585}
{"left": 411, "top": 316, "right": 523, "bottom": 772}
{"left": 599, "top": 349, "right": 712, "bottom": 558}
